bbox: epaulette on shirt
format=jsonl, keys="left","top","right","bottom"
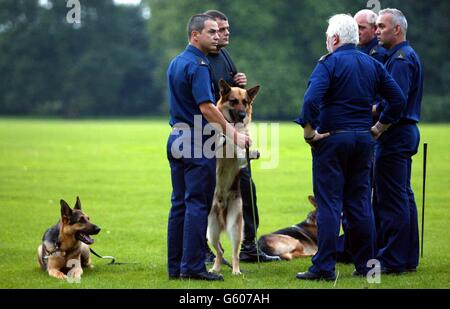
{"left": 319, "top": 53, "right": 331, "bottom": 62}
{"left": 196, "top": 57, "right": 208, "bottom": 66}
{"left": 395, "top": 49, "right": 407, "bottom": 60}
{"left": 369, "top": 47, "right": 378, "bottom": 56}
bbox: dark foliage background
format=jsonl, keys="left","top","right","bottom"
{"left": 1, "top": 0, "right": 448, "bottom": 121}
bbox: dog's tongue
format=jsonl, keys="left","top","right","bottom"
{"left": 78, "top": 233, "right": 94, "bottom": 245}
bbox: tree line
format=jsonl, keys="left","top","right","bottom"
{"left": 1, "top": 0, "right": 448, "bottom": 122}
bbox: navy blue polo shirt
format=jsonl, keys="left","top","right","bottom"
{"left": 381, "top": 41, "right": 423, "bottom": 123}
{"left": 358, "top": 37, "right": 387, "bottom": 64}
{"left": 295, "top": 44, "right": 406, "bottom": 132}
{"left": 207, "top": 49, "right": 237, "bottom": 102}
{"left": 167, "top": 45, "right": 215, "bottom": 127}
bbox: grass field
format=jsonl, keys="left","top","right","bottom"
{"left": 0, "top": 118, "right": 449, "bottom": 289}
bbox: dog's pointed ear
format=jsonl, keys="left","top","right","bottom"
{"left": 60, "top": 200, "right": 72, "bottom": 220}
{"left": 74, "top": 196, "right": 82, "bottom": 210}
{"left": 219, "top": 79, "right": 231, "bottom": 96}
{"left": 308, "top": 195, "right": 317, "bottom": 208}
{"left": 247, "top": 85, "right": 260, "bottom": 102}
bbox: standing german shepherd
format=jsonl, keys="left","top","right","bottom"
{"left": 258, "top": 196, "right": 318, "bottom": 260}
{"left": 207, "top": 80, "right": 260, "bottom": 275}
{"left": 37, "top": 197, "right": 100, "bottom": 280}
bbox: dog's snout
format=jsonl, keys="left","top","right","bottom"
{"left": 238, "top": 111, "right": 246, "bottom": 120}
{"left": 93, "top": 226, "right": 101, "bottom": 235}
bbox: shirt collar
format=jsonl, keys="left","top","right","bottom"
{"left": 334, "top": 43, "right": 357, "bottom": 53}
{"left": 364, "top": 37, "right": 379, "bottom": 50}
{"left": 186, "top": 44, "right": 209, "bottom": 64}
{"left": 387, "top": 41, "right": 409, "bottom": 57}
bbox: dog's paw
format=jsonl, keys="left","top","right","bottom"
{"left": 68, "top": 268, "right": 83, "bottom": 279}
{"left": 209, "top": 267, "right": 221, "bottom": 274}
{"left": 232, "top": 269, "right": 242, "bottom": 275}
{"left": 49, "top": 270, "right": 67, "bottom": 280}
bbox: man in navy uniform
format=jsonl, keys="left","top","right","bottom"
{"left": 355, "top": 9, "right": 387, "bottom": 63}
{"left": 166, "top": 14, "right": 250, "bottom": 281}
{"left": 294, "top": 14, "right": 406, "bottom": 280}
{"left": 336, "top": 9, "right": 388, "bottom": 264}
{"left": 204, "top": 9, "right": 280, "bottom": 263}
{"left": 373, "top": 8, "right": 423, "bottom": 274}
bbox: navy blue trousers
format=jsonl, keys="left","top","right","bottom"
{"left": 166, "top": 131, "right": 215, "bottom": 276}
{"left": 374, "top": 123, "right": 420, "bottom": 271}
{"left": 310, "top": 132, "right": 375, "bottom": 276}
{"left": 336, "top": 153, "right": 376, "bottom": 264}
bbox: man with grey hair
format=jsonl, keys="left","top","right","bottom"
{"left": 354, "top": 9, "right": 387, "bottom": 63}
{"left": 294, "top": 14, "right": 406, "bottom": 280}
{"left": 336, "top": 8, "right": 389, "bottom": 265}
{"left": 374, "top": 8, "right": 423, "bottom": 274}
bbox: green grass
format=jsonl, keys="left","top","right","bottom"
{"left": 0, "top": 118, "right": 449, "bottom": 289}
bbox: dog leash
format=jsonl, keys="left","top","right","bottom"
{"left": 246, "top": 146, "right": 261, "bottom": 265}
{"left": 89, "top": 248, "right": 140, "bottom": 265}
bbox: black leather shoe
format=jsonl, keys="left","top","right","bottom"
{"left": 205, "top": 246, "right": 232, "bottom": 267}
{"left": 380, "top": 267, "right": 406, "bottom": 275}
{"left": 240, "top": 240, "right": 281, "bottom": 262}
{"left": 205, "top": 249, "right": 216, "bottom": 264}
{"left": 351, "top": 270, "right": 365, "bottom": 277}
{"left": 180, "top": 271, "right": 224, "bottom": 281}
{"left": 295, "top": 270, "right": 336, "bottom": 281}
{"left": 240, "top": 250, "right": 281, "bottom": 262}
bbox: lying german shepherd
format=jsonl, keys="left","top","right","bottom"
{"left": 258, "top": 196, "right": 318, "bottom": 260}
{"left": 207, "top": 80, "right": 260, "bottom": 275}
{"left": 37, "top": 197, "right": 101, "bottom": 280}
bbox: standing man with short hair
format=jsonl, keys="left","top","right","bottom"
{"left": 374, "top": 8, "right": 423, "bottom": 274}
{"left": 166, "top": 14, "right": 250, "bottom": 281}
{"left": 336, "top": 9, "right": 388, "bottom": 264}
{"left": 294, "top": 14, "right": 406, "bottom": 280}
{"left": 354, "top": 9, "right": 387, "bottom": 63}
{"left": 204, "top": 9, "right": 280, "bottom": 263}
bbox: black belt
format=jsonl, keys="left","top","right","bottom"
{"left": 396, "top": 119, "right": 417, "bottom": 125}
{"left": 330, "top": 130, "right": 371, "bottom": 134}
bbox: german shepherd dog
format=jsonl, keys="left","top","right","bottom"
{"left": 258, "top": 196, "right": 318, "bottom": 260}
{"left": 37, "top": 197, "right": 101, "bottom": 280}
{"left": 207, "top": 80, "right": 260, "bottom": 275}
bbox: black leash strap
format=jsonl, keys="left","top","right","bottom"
{"left": 246, "top": 147, "right": 260, "bottom": 265}
{"left": 90, "top": 248, "right": 139, "bottom": 265}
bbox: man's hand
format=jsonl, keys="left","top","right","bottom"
{"left": 233, "top": 73, "right": 247, "bottom": 88}
{"left": 372, "top": 104, "right": 378, "bottom": 117}
{"left": 371, "top": 121, "right": 391, "bottom": 139}
{"left": 304, "top": 130, "right": 330, "bottom": 146}
{"left": 234, "top": 131, "right": 252, "bottom": 149}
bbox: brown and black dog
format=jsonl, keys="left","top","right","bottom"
{"left": 207, "top": 79, "right": 260, "bottom": 275}
{"left": 258, "top": 196, "right": 318, "bottom": 260}
{"left": 37, "top": 197, "right": 100, "bottom": 280}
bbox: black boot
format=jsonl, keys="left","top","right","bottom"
{"left": 205, "top": 242, "right": 232, "bottom": 268}
{"left": 205, "top": 243, "right": 216, "bottom": 264}
{"left": 239, "top": 239, "right": 281, "bottom": 262}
